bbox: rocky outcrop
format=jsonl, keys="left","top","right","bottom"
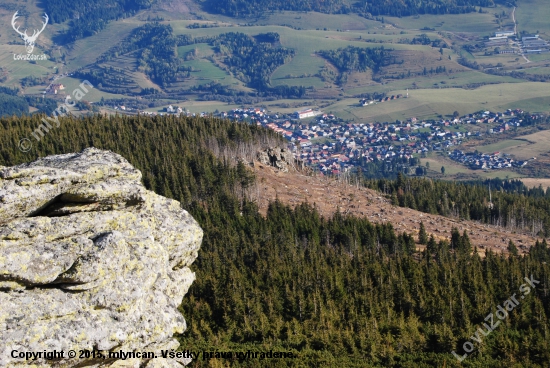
{"left": 0, "top": 148, "right": 203, "bottom": 367}
{"left": 257, "top": 147, "right": 294, "bottom": 172}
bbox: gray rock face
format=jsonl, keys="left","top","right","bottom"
{"left": 0, "top": 148, "right": 203, "bottom": 367}
{"left": 257, "top": 147, "right": 294, "bottom": 172}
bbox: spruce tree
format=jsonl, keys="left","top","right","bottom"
{"left": 419, "top": 221, "right": 428, "bottom": 245}
{"left": 507, "top": 240, "right": 518, "bottom": 256}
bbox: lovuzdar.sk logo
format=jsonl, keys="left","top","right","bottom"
{"left": 11, "top": 11, "right": 49, "bottom": 61}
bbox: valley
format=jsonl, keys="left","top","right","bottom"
{"left": 3, "top": 1, "right": 550, "bottom": 191}
{"left": 2, "top": 0, "right": 550, "bottom": 121}
{"left": 3, "top": 0, "right": 550, "bottom": 366}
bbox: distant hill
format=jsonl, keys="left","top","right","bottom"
{"left": 202, "top": 0, "right": 510, "bottom": 17}
{"left": 43, "top": 0, "right": 152, "bottom": 41}
{"left": 2, "top": 114, "right": 549, "bottom": 367}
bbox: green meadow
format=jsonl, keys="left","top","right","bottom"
{"left": 58, "top": 77, "right": 126, "bottom": 102}
{"left": 65, "top": 19, "right": 140, "bottom": 70}
{"left": 320, "top": 82, "right": 550, "bottom": 123}
{"left": 474, "top": 129, "right": 550, "bottom": 161}
{"left": 385, "top": 10, "right": 501, "bottom": 34}
{"left": 0, "top": 46, "right": 56, "bottom": 86}
{"left": 515, "top": 0, "right": 550, "bottom": 36}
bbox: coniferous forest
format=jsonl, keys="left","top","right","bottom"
{"left": 1, "top": 114, "right": 549, "bottom": 367}
{"left": 368, "top": 174, "right": 550, "bottom": 237}
{"left": 44, "top": 0, "right": 153, "bottom": 41}
{"left": 318, "top": 46, "right": 395, "bottom": 73}
{"left": 202, "top": 0, "right": 508, "bottom": 18}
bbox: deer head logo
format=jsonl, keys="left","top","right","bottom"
{"left": 11, "top": 11, "right": 49, "bottom": 54}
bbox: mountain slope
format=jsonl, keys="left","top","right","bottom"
{"left": 1, "top": 114, "right": 549, "bottom": 367}
{"left": 253, "top": 162, "right": 537, "bottom": 255}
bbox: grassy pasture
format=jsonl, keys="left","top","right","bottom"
{"left": 65, "top": 19, "right": 140, "bottom": 70}
{"left": 323, "top": 82, "right": 550, "bottom": 123}
{"left": 473, "top": 53, "right": 524, "bottom": 67}
{"left": 380, "top": 49, "right": 466, "bottom": 78}
{"left": 0, "top": 46, "right": 55, "bottom": 86}
{"left": 58, "top": 77, "right": 126, "bottom": 102}
{"left": 167, "top": 22, "right": 444, "bottom": 88}
{"left": 182, "top": 59, "right": 245, "bottom": 88}
{"left": 521, "top": 67, "right": 550, "bottom": 75}
{"left": 148, "top": 100, "right": 240, "bottom": 114}
{"left": 254, "top": 11, "right": 382, "bottom": 31}
{"left": 423, "top": 154, "right": 473, "bottom": 176}
{"left": 273, "top": 32, "right": 436, "bottom": 82}
{"left": 322, "top": 96, "right": 444, "bottom": 122}
{"left": 525, "top": 54, "right": 550, "bottom": 63}
{"left": 162, "top": 57, "right": 247, "bottom": 91}
{"left": 475, "top": 139, "right": 529, "bottom": 154}
{"left": 384, "top": 10, "right": 502, "bottom": 34}
{"left": 262, "top": 99, "right": 319, "bottom": 113}
{"left": 498, "top": 96, "right": 550, "bottom": 114}
{"left": 126, "top": 70, "right": 161, "bottom": 90}
{"left": 475, "top": 130, "right": 550, "bottom": 160}
{"left": 394, "top": 82, "right": 550, "bottom": 113}
{"left": 186, "top": 59, "right": 229, "bottom": 82}
{"left": 272, "top": 30, "right": 386, "bottom": 78}
{"left": 345, "top": 70, "right": 524, "bottom": 96}
{"left": 515, "top": 0, "right": 550, "bottom": 36}
{"left": 271, "top": 76, "right": 325, "bottom": 88}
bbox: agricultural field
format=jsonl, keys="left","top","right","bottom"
{"left": 0, "top": 46, "right": 56, "bottom": 86}
{"left": 64, "top": 19, "right": 140, "bottom": 70}
{"left": 522, "top": 66, "right": 550, "bottom": 75}
{"left": 385, "top": 11, "right": 503, "bottom": 34}
{"left": 254, "top": 11, "right": 382, "bottom": 31}
{"left": 514, "top": 0, "right": 550, "bottom": 36}
{"left": 319, "top": 82, "right": 550, "bottom": 123}
{"left": 2, "top": 0, "right": 550, "bottom": 127}
{"left": 147, "top": 100, "right": 240, "bottom": 114}
{"left": 525, "top": 54, "right": 550, "bottom": 63}
{"left": 474, "top": 130, "right": 550, "bottom": 161}
{"left": 57, "top": 77, "right": 126, "bottom": 102}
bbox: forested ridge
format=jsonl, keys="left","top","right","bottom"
{"left": 43, "top": 0, "right": 152, "bottom": 41}
{"left": 368, "top": 174, "right": 550, "bottom": 237}
{"left": 83, "top": 23, "right": 185, "bottom": 88}
{"left": 213, "top": 32, "right": 295, "bottom": 90}
{"left": 0, "top": 87, "right": 59, "bottom": 117}
{"left": 202, "top": 0, "right": 510, "bottom": 18}
{"left": 90, "top": 26, "right": 302, "bottom": 97}
{"left": 0, "top": 114, "right": 549, "bottom": 366}
{"left": 318, "top": 46, "right": 395, "bottom": 73}
{"left": 0, "top": 93, "right": 28, "bottom": 117}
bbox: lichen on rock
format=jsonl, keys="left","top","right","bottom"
{"left": 0, "top": 148, "right": 203, "bottom": 367}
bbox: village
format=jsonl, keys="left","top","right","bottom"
{"left": 130, "top": 104, "right": 537, "bottom": 174}
{"left": 190, "top": 106, "right": 531, "bottom": 174}
{"left": 449, "top": 149, "right": 530, "bottom": 170}
{"left": 115, "top": 101, "right": 539, "bottom": 174}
